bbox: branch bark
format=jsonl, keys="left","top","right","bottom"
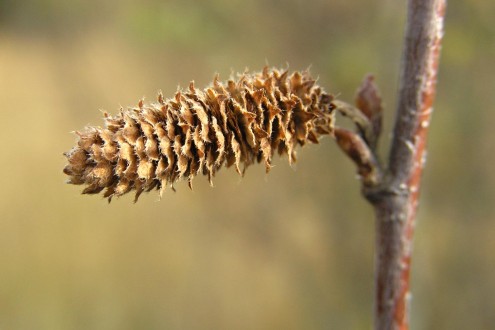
{"left": 366, "top": 0, "right": 447, "bottom": 329}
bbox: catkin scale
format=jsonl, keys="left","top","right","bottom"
{"left": 63, "top": 67, "right": 335, "bottom": 201}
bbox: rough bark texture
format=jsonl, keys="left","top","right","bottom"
{"left": 366, "top": 0, "right": 447, "bottom": 329}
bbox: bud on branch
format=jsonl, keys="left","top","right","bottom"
{"left": 334, "top": 128, "right": 381, "bottom": 186}
{"left": 331, "top": 75, "right": 384, "bottom": 188}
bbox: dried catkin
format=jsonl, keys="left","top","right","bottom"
{"left": 63, "top": 67, "right": 335, "bottom": 201}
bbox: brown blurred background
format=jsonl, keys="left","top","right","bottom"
{"left": 0, "top": 0, "right": 494, "bottom": 329}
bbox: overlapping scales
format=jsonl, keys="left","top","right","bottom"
{"left": 63, "top": 67, "right": 335, "bottom": 201}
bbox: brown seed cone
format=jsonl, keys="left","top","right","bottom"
{"left": 63, "top": 67, "right": 335, "bottom": 202}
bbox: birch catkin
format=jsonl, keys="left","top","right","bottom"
{"left": 63, "top": 67, "right": 335, "bottom": 201}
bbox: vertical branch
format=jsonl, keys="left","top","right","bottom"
{"left": 369, "top": 0, "right": 447, "bottom": 329}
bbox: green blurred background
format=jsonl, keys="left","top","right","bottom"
{"left": 0, "top": 0, "right": 493, "bottom": 329}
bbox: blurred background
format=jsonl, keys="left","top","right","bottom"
{"left": 0, "top": 0, "right": 494, "bottom": 329}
